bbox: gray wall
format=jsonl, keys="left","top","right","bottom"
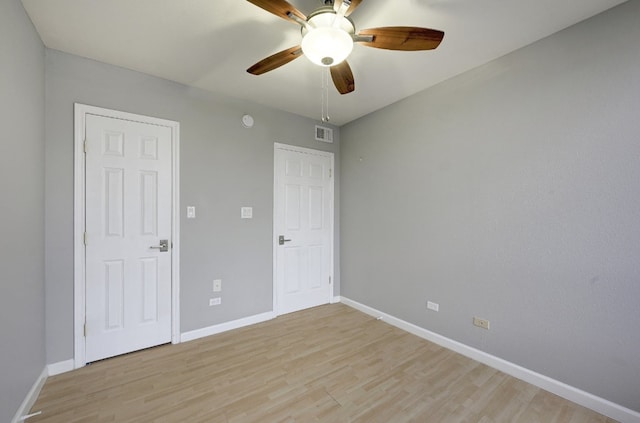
{"left": 45, "top": 50, "right": 340, "bottom": 362}
{"left": 0, "top": 0, "right": 46, "bottom": 421}
{"left": 340, "top": 1, "right": 640, "bottom": 413}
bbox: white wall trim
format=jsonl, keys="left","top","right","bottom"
{"left": 181, "top": 311, "right": 276, "bottom": 343}
{"left": 331, "top": 296, "right": 341, "bottom": 304}
{"left": 73, "top": 104, "right": 181, "bottom": 368}
{"left": 339, "top": 297, "right": 640, "bottom": 423}
{"left": 11, "top": 368, "right": 47, "bottom": 423}
{"left": 46, "top": 359, "right": 75, "bottom": 377}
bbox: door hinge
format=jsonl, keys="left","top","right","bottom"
{"left": 329, "top": 276, "right": 332, "bottom": 285}
{"left": 83, "top": 323, "right": 87, "bottom": 337}
{"left": 83, "top": 232, "right": 87, "bottom": 246}
{"left": 83, "top": 140, "right": 87, "bottom": 153}
{"left": 329, "top": 168, "right": 332, "bottom": 178}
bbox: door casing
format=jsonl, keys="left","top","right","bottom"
{"left": 73, "top": 103, "right": 181, "bottom": 368}
{"left": 273, "top": 142, "right": 335, "bottom": 315}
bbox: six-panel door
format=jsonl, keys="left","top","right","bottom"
{"left": 84, "top": 114, "right": 172, "bottom": 362}
{"left": 275, "top": 146, "right": 333, "bottom": 315}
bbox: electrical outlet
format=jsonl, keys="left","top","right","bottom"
{"left": 473, "top": 317, "right": 490, "bottom": 330}
{"left": 209, "top": 297, "right": 221, "bottom": 306}
{"left": 213, "top": 279, "right": 222, "bottom": 292}
{"left": 426, "top": 301, "right": 439, "bottom": 312}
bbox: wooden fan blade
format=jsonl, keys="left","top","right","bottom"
{"left": 357, "top": 27, "right": 444, "bottom": 51}
{"left": 247, "top": 46, "right": 303, "bottom": 75}
{"left": 334, "top": 0, "right": 363, "bottom": 16}
{"left": 246, "top": 0, "right": 306, "bottom": 23}
{"left": 330, "top": 61, "right": 355, "bottom": 95}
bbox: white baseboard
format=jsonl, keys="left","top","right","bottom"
{"left": 181, "top": 311, "right": 276, "bottom": 343}
{"left": 339, "top": 297, "right": 640, "bottom": 423}
{"left": 47, "top": 359, "right": 75, "bottom": 376}
{"left": 331, "top": 296, "right": 341, "bottom": 304}
{"left": 11, "top": 367, "right": 47, "bottom": 423}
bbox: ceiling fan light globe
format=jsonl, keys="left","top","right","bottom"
{"left": 301, "top": 27, "right": 353, "bottom": 67}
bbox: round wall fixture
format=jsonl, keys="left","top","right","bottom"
{"left": 241, "top": 114, "right": 254, "bottom": 128}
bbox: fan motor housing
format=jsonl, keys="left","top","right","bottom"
{"left": 303, "top": 8, "right": 356, "bottom": 36}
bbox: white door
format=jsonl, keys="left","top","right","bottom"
{"left": 84, "top": 114, "right": 172, "bottom": 362}
{"left": 274, "top": 144, "right": 334, "bottom": 315}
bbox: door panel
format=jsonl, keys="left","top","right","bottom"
{"left": 105, "top": 260, "right": 124, "bottom": 330}
{"left": 284, "top": 247, "right": 303, "bottom": 293}
{"left": 140, "top": 257, "right": 159, "bottom": 322}
{"left": 285, "top": 184, "right": 301, "bottom": 230}
{"left": 309, "top": 186, "right": 323, "bottom": 229}
{"left": 275, "top": 145, "right": 333, "bottom": 315}
{"left": 85, "top": 114, "right": 172, "bottom": 362}
{"left": 140, "top": 171, "right": 158, "bottom": 235}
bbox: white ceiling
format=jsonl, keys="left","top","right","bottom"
{"left": 22, "top": 0, "right": 626, "bottom": 126}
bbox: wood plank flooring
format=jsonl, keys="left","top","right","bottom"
{"left": 29, "top": 304, "right": 617, "bottom": 422}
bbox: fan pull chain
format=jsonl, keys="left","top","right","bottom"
{"left": 321, "top": 67, "right": 330, "bottom": 123}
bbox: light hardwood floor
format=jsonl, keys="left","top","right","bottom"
{"left": 29, "top": 304, "right": 617, "bottom": 422}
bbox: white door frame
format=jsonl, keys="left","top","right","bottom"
{"left": 73, "top": 103, "right": 181, "bottom": 368}
{"left": 273, "top": 142, "right": 335, "bottom": 315}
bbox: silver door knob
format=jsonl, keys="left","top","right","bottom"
{"left": 150, "top": 239, "right": 169, "bottom": 252}
{"left": 278, "top": 235, "right": 291, "bottom": 245}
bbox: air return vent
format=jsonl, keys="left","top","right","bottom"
{"left": 315, "top": 125, "right": 334, "bottom": 143}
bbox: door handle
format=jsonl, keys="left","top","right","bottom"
{"left": 150, "top": 239, "right": 169, "bottom": 252}
{"left": 278, "top": 235, "right": 292, "bottom": 246}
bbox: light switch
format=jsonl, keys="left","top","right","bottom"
{"left": 241, "top": 207, "right": 253, "bottom": 219}
{"left": 187, "top": 206, "right": 196, "bottom": 219}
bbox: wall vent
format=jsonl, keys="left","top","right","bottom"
{"left": 315, "top": 125, "right": 334, "bottom": 143}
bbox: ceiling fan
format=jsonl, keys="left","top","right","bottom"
{"left": 246, "top": 0, "right": 445, "bottom": 95}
